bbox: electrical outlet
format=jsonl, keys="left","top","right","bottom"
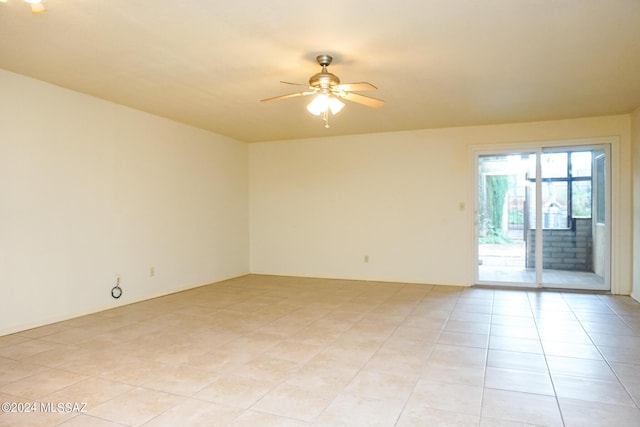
{"left": 150, "top": 267, "right": 155, "bottom": 277}
{"left": 364, "top": 255, "right": 369, "bottom": 263}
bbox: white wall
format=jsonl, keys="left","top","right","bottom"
{"left": 250, "top": 116, "right": 633, "bottom": 294}
{"left": 1, "top": 69, "right": 635, "bottom": 337}
{"left": 632, "top": 107, "right": 640, "bottom": 302}
{"left": 0, "top": 70, "right": 249, "bottom": 335}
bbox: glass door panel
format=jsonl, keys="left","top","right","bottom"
{"left": 476, "top": 153, "right": 536, "bottom": 285}
{"left": 540, "top": 147, "right": 608, "bottom": 290}
{"left": 476, "top": 144, "right": 610, "bottom": 291}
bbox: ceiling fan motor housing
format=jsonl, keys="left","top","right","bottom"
{"left": 309, "top": 55, "right": 340, "bottom": 89}
{"left": 309, "top": 72, "right": 340, "bottom": 89}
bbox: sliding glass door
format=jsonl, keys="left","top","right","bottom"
{"left": 475, "top": 144, "right": 610, "bottom": 291}
{"left": 476, "top": 152, "right": 535, "bottom": 286}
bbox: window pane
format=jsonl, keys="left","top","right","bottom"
{"left": 541, "top": 152, "right": 567, "bottom": 178}
{"left": 571, "top": 152, "right": 592, "bottom": 177}
{"left": 572, "top": 181, "right": 591, "bottom": 218}
{"left": 542, "top": 181, "right": 568, "bottom": 228}
{"left": 596, "top": 155, "right": 605, "bottom": 223}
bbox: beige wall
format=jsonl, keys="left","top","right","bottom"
{"left": 0, "top": 70, "right": 250, "bottom": 335}
{"left": 250, "top": 116, "right": 632, "bottom": 294}
{"left": 2, "top": 68, "right": 636, "bottom": 335}
{"left": 632, "top": 107, "right": 640, "bottom": 302}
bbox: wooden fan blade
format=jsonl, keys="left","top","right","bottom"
{"left": 261, "top": 91, "right": 315, "bottom": 102}
{"left": 280, "top": 81, "right": 311, "bottom": 87}
{"left": 333, "top": 82, "right": 378, "bottom": 92}
{"left": 340, "top": 92, "right": 384, "bottom": 108}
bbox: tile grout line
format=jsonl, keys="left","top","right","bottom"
{"left": 527, "top": 291, "right": 567, "bottom": 427}
{"left": 476, "top": 287, "right": 494, "bottom": 425}
{"left": 566, "top": 293, "right": 640, "bottom": 410}
{"left": 386, "top": 284, "right": 446, "bottom": 427}
{"left": 390, "top": 285, "right": 461, "bottom": 426}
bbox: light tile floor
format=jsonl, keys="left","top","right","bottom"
{"left": 1, "top": 275, "right": 639, "bottom": 426}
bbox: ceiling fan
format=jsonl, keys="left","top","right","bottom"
{"left": 261, "top": 55, "right": 384, "bottom": 128}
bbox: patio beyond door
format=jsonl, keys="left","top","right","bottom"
{"left": 475, "top": 145, "right": 609, "bottom": 291}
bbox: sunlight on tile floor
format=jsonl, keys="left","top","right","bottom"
{"left": 1, "top": 275, "right": 639, "bottom": 426}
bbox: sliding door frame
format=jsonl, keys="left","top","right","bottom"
{"left": 472, "top": 137, "right": 614, "bottom": 292}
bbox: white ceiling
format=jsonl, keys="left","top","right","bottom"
{"left": 1, "top": 0, "right": 639, "bottom": 142}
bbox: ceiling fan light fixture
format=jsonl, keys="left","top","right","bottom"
{"left": 329, "top": 97, "right": 345, "bottom": 115}
{"left": 24, "top": 0, "right": 46, "bottom": 13}
{"left": 306, "top": 93, "right": 344, "bottom": 116}
{"left": 0, "top": 0, "right": 47, "bottom": 13}
{"left": 306, "top": 93, "right": 328, "bottom": 116}
{"left": 30, "top": 3, "right": 46, "bottom": 13}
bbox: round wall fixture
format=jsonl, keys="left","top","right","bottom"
{"left": 111, "top": 277, "right": 122, "bottom": 299}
